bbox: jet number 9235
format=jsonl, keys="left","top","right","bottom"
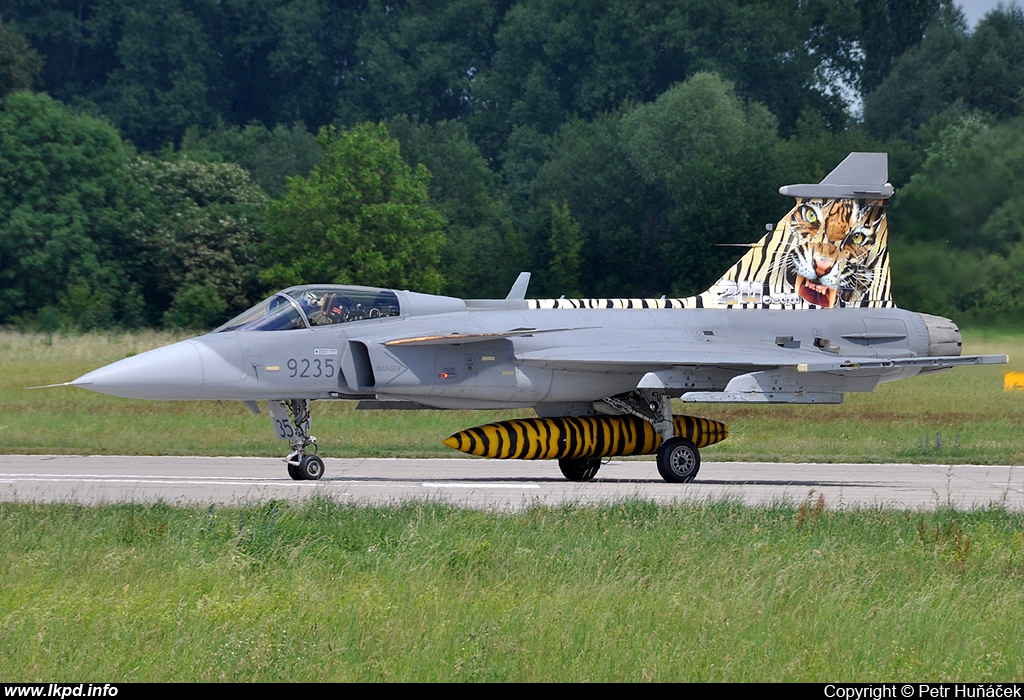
{"left": 287, "top": 358, "right": 335, "bottom": 378}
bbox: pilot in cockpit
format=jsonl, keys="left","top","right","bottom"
{"left": 306, "top": 292, "right": 352, "bottom": 325}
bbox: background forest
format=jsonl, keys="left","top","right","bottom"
{"left": 2, "top": 0, "right": 1024, "bottom": 330}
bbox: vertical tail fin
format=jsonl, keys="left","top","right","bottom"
{"left": 698, "top": 152, "right": 894, "bottom": 309}
{"left": 527, "top": 152, "right": 894, "bottom": 311}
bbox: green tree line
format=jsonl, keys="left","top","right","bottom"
{"left": 2, "top": 1, "right": 1024, "bottom": 329}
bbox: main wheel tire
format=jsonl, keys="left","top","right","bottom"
{"left": 297, "top": 454, "right": 325, "bottom": 481}
{"left": 656, "top": 438, "right": 700, "bottom": 483}
{"left": 558, "top": 456, "right": 602, "bottom": 482}
{"left": 287, "top": 461, "right": 302, "bottom": 481}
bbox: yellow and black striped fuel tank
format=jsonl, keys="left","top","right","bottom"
{"left": 443, "top": 414, "right": 728, "bottom": 460}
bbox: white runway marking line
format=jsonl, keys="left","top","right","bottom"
{"left": 0, "top": 473, "right": 269, "bottom": 480}
{"left": 421, "top": 483, "right": 540, "bottom": 489}
{"left": 0, "top": 473, "right": 303, "bottom": 486}
{"left": 0, "top": 474, "right": 543, "bottom": 490}
{"left": 0, "top": 477, "right": 292, "bottom": 487}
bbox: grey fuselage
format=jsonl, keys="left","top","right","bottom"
{"left": 72, "top": 286, "right": 958, "bottom": 413}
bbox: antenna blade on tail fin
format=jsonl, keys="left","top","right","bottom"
{"left": 506, "top": 272, "right": 531, "bottom": 300}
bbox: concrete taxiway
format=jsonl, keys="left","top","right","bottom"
{"left": 1, "top": 455, "right": 1021, "bottom": 510}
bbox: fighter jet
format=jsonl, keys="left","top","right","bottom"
{"left": 64, "top": 153, "right": 1007, "bottom": 482}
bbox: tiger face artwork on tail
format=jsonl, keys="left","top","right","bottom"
{"left": 783, "top": 198, "right": 887, "bottom": 308}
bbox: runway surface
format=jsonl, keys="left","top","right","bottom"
{"left": 1, "top": 455, "right": 1022, "bottom": 510}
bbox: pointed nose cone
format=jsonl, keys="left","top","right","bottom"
{"left": 72, "top": 340, "right": 204, "bottom": 400}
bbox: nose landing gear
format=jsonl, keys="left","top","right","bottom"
{"left": 288, "top": 453, "right": 324, "bottom": 480}
{"left": 267, "top": 399, "right": 324, "bottom": 481}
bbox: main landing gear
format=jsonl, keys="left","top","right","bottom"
{"left": 604, "top": 390, "right": 702, "bottom": 483}
{"left": 267, "top": 399, "right": 324, "bottom": 481}
{"left": 558, "top": 456, "right": 602, "bottom": 482}
{"left": 656, "top": 437, "right": 701, "bottom": 483}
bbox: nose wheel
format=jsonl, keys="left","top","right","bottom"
{"left": 287, "top": 453, "right": 325, "bottom": 481}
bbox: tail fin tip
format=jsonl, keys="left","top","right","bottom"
{"left": 780, "top": 152, "right": 893, "bottom": 200}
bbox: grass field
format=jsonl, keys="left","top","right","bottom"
{"left": 3, "top": 498, "right": 1024, "bottom": 682}
{"left": 1, "top": 329, "right": 1021, "bottom": 464}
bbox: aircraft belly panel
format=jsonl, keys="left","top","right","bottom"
{"left": 545, "top": 371, "right": 639, "bottom": 403}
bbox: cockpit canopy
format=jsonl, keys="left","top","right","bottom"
{"left": 216, "top": 285, "right": 400, "bottom": 332}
